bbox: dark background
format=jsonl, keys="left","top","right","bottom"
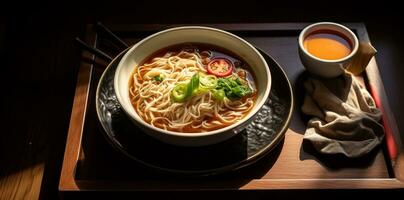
{"left": 1, "top": 0, "right": 404, "bottom": 199}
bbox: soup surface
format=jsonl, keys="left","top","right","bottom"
{"left": 303, "top": 30, "right": 352, "bottom": 60}
{"left": 129, "top": 44, "right": 258, "bottom": 133}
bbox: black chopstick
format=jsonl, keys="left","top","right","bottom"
{"left": 96, "top": 22, "right": 129, "bottom": 48}
{"left": 75, "top": 37, "right": 112, "bottom": 62}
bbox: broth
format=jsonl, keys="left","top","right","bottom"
{"left": 304, "top": 30, "right": 352, "bottom": 60}
{"left": 129, "top": 43, "right": 258, "bottom": 133}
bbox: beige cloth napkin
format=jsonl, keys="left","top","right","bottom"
{"left": 301, "top": 73, "right": 384, "bottom": 158}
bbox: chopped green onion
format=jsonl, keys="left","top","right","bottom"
{"left": 216, "top": 76, "right": 251, "bottom": 99}
{"left": 199, "top": 73, "right": 217, "bottom": 89}
{"left": 212, "top": 89, "right": 225, "bottom": 101}
{"left": 154, "top": 75, "right": 163, "bottom": 82}
{"left": 187, "top": 73, "right": 200, "bottom": 96}
{"left": 171, "top": 83, "right": 188, "bottom": 102}
{"left": 171, "top": 72, "right": 251, "bottom": 102}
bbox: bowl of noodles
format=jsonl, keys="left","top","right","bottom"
{"left": 114, "top": 26, "right": 271, "bottom": 146}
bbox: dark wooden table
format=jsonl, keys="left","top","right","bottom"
{"left": 1, "top": 1, "right": 404, "bottom": 199}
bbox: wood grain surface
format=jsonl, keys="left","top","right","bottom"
{"left": 2, "top": 2, "right": 404, "bottom": 199}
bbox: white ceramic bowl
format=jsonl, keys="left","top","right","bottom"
{"left": 114, "top": 26, "right": 271, "bottom": 146}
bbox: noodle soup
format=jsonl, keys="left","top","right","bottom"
{"left": 129, "top": 44, "right": 258, "bottom": 133}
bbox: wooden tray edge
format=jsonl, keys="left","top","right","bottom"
{"left": 59, "top": 25, "right": 97, "bottom": 191}
{"left": 58, "top": 23, "right": 404, "bottom": 191}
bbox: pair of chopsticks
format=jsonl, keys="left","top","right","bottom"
{"left": 75, "top": 22, "right": 129, "bottom": 62}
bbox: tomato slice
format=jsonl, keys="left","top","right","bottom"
{"left": 207, "top": 58, "right": 233, "bottom": 77}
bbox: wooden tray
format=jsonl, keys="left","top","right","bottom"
{"left": 59, "top": 23, "right": 404, "bottom": 191}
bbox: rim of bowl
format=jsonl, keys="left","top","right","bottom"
{"left": 298, "top": 22, "right": 359, "bottom": 63}
{"left": 114, "top": 26, "right": 271, "bottom": 138}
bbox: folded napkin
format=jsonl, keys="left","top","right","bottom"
{"left": 301, "top": 73, "right": 384, "bottom": 158}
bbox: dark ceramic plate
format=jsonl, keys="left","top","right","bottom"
{"left": 95, "top": 48, "right": 293, "bottom": 176}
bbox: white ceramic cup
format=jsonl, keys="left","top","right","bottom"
{"left": 298, "top": 22, "right": 361, "bottom": 78}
